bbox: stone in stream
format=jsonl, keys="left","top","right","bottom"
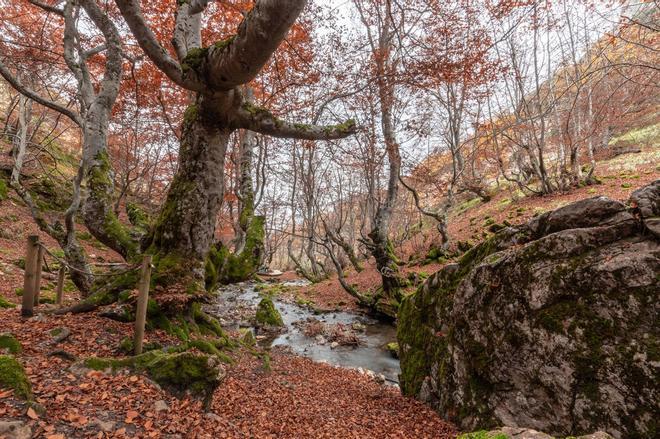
{"left": 398, "top": 182, "right": 659, "bottom": 438}
{"left": 255, "top": 297, "right": 284, "bottom": 327}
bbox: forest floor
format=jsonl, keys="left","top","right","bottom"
{"left": 0, "top": 200, "right": 456, "bottom": 438}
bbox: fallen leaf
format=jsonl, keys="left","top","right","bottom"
{"left": 26, "top": 407, "right": 39, "bottom": 419}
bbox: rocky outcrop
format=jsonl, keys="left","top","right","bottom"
{"left": 398, "top": 181, "right": 659, "bottom": 438}
{"left": 459, "top": 427, "right": 614, "bottom": 439}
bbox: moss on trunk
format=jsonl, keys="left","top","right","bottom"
{"left": 84, "top": 151, "right": 139, "bottom": 260}
{"left": 206, "top": 215, "right": 265, "bottom": 289}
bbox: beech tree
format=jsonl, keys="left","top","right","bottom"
{"left": 114, "top": 0, "right": 356, "bottom": 295}
{"left": 0, "top": 0, "right": 131, "bottom": 293}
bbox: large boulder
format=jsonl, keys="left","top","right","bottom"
{"left": 398, "top": 182, "right": 659, "bottom": 438}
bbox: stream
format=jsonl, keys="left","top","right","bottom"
{"left": 207, "top": 281, "right": 401, "bottom": 384}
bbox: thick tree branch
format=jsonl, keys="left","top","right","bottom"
{"left": 114, "top": 0, "right": 204, "bottom": 92}
{"left": 235, "top": 104, "right": 356, "bottom": 141}
{"left": 28, "top": 0, "right": 64, "bottom": 16}
{"left": 0, "top": 60, "right": 82, "bottom": 127}
{"left": 205, "top": 0, "right": 307, "bottom": 90}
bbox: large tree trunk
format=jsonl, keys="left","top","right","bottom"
{"left": 147, "top": 96, "right": 229, "bottom": 289}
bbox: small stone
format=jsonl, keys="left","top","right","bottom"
{"left": 153, "top": 400, "right": 169, "bottom": 412}
{"left": 0, "top": 421, "right": 31, "bottom": 439}
{"left": 330, "top": 342, "right": 339, "bottom": 349}
{"left": 351, "top": 322, "right": 366, "bottom": 331}
{"left": 315, "top": 335, "right": 326, "bottom": 345}
{"left": 204, "top": 412, "right": 222, "bottom": 422}
{"left": 90, "top": 418, "right": 115, "bottom": 432}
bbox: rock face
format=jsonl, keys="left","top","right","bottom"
{"left": 398, "top": 182, "right": 659, "bottom": 438}
{"left": 460, "top": 427, "right": 614, "bottom": 439}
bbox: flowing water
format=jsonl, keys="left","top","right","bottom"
{"left": 210, "top": 281, "right": 401, "bottom": 384}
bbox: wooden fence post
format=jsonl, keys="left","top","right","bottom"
{"left": 33, "top": 244, "right": 44, "bottom": 307}
{"left": 21, "top": 235, "right": 39, "bottom": 317}
{"left": 133, "top": 255, "right": 153, "bottom": 355}
{"left": 55, "top": 266, "right": 66, "bottom": 306}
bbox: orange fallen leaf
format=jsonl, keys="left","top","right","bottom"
{"left": 125, "top": 410, "right": 139, "bottom": 423}
{"left": 26, "top": 407, "right": 39, "bottom": 419}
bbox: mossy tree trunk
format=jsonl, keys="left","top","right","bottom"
{"left": 146, "top": 95, "right": 231, "bottom": 290}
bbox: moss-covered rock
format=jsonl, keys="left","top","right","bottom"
{"left": 0, "top": 296, "right": 16, "bottom": 309}
{"left": 0, "top": 355, "right": 32, "bottom": 400}
{"left": 255, "top": 297, "right": 283, "bottom": 327}
{"left": 385, "top": 342, "right": 399, "bottom": 359}
{"left": 398, "top": 188, "right": 659, "bottom": 437}
{"left": 239, "top": 328, "right": 256, "bottom": 347}
{"left": 84, "top": 349, "right": 225, "bottom": 398}
{"left": 0, "top": 334, "right": 21, "bottom": 354}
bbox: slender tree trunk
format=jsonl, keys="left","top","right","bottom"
{"left": 234, "top": 128, "right": 256, "bottom": 254}
{"left": 9, "top": 94, "right": 94, "bottom": 294}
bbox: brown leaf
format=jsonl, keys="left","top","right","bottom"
{"left": 26, "top": 407, "right": 39, "bottom": 420}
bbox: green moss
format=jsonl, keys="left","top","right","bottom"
{"left": 457, "top": 431, "right": 507, "bottom": 439}
{"left": 183, "top": 104, "right": 199, "bottom": 125}
{"left": 213, "top": 36, "right": 235, "bottom": 51}
{"left": 385, "top": 342, "right": 399, "bottom": 358}
{"left": 0, "top": 296, "right": 16, "bottom": 309}
{"left": 85, "top": 350, "right": 223, "bottom": 397}
{"left": 239, "top": 329, "right": 256, "bottom": 347}
{"left": 242, "top": 102, "right": 275, "bottom": 119}
{"left": 126, "top": 202, "right": 150, "bottom": 232}
{"left": 0, "top": 355, "right": 32, "bottom": 400}
{"left": 76, "top": 231, "right": 93, "bottom": 241}
{"left": 206, "top": 215, "right": 265, "bottom": 289}
{"left": 0, "top": 179, "right": 8, "bottom": 201}
{"left": 88, "top": 151, "right": 138, "bottom": 258}
{"left": 398, "top": 233, "right": 514, "bottom": 397}
{"left": 256, "top": 297, "right": 283, "bottom": 327}
{"left": 181, "top": 47, "right": 209, "bottom": 74}
{"left": 0, "top": 334, "right": 21, "bottom": 354}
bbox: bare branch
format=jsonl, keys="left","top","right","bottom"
{"left": 0, "top": 59, "right": 82, "bottom": 127}
{"left": 114, "top": 0, "right": 204, "bottom": 92}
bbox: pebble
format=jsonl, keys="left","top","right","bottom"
{"left": 154, "top": 400, "right": 169, "bottom": 412}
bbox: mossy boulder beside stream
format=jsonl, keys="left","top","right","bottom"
{"left": 256, "top": 297, "right": 284, "bottom": 327}
{"left": 398, "top": 182, "right": 660, "bottom": 438}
